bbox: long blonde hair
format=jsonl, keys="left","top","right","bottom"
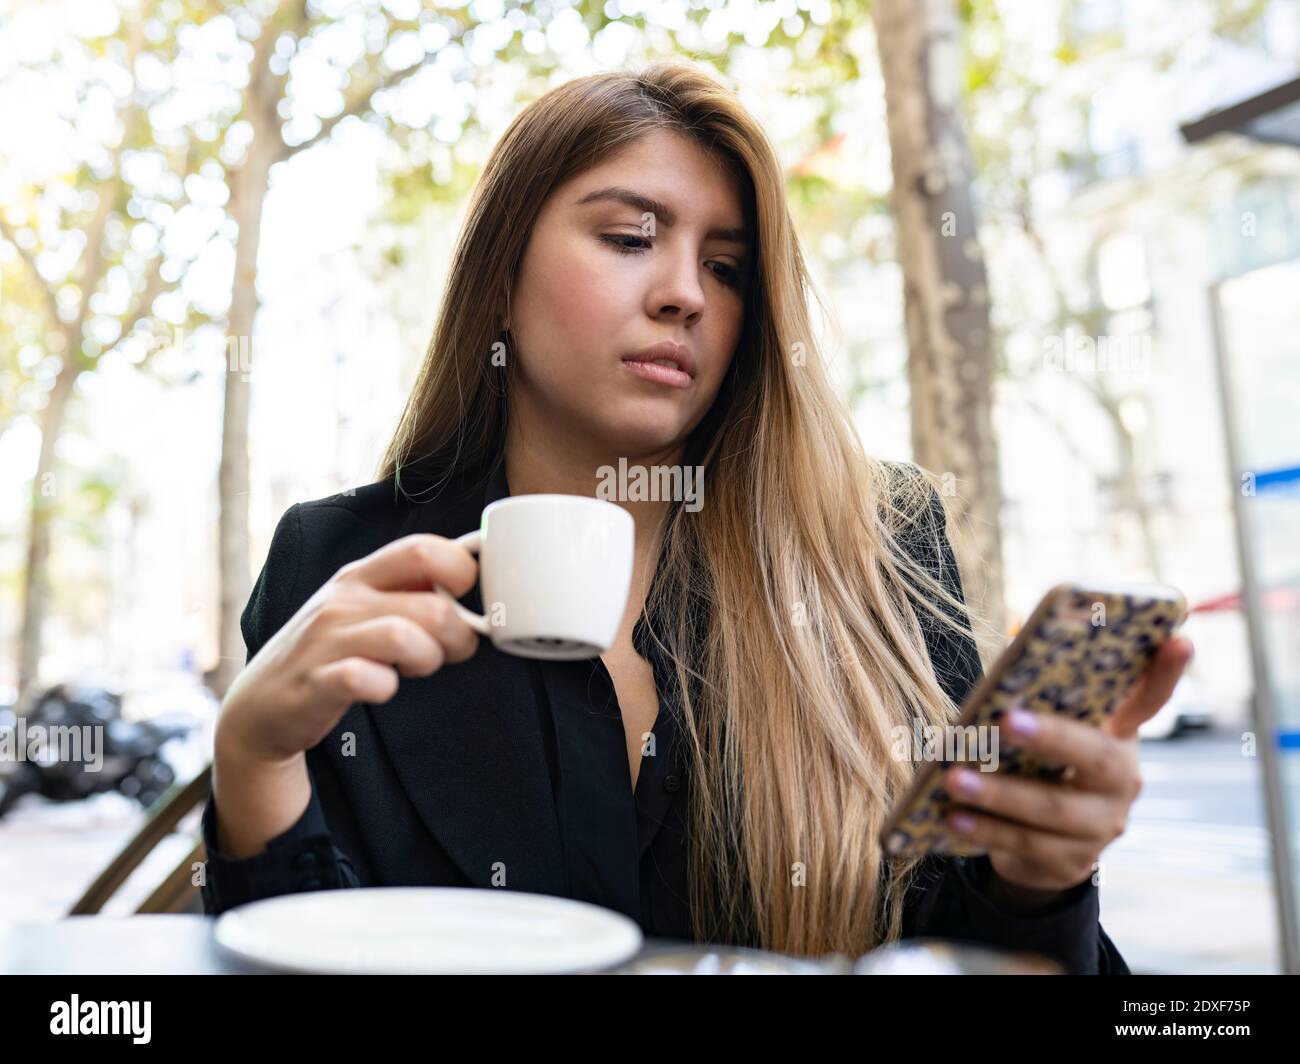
{"left": 378, "top": 60, "right": 991, "bottom": 957}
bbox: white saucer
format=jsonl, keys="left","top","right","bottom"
{"left": 212, "top": 887, "right": 644, "bottom": 974}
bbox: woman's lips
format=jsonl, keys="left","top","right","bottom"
{"left": 621, "top": 358, "right": 693, "bottom": 389}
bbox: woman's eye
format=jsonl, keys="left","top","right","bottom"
{"left": 709, "top": 262, "right": 743, "bottom": 287}
{"left": 600, "top": 234, "right": 746, "bottom": 290}
{"left": 600, "top": 234, "right": 651, "bottom": 254}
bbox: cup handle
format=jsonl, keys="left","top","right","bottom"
{"left": 434, "top": 530, "right": 492, "bottom": 637}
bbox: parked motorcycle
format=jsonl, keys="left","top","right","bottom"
{"left": 0, "top": 683, "right": 194, "bottom": 818}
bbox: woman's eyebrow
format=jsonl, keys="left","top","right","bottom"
{"left": 574, "top": 185, "right": 751, "bottom": 246}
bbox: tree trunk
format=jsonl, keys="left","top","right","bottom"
{"left": 13, "top": 155, "right": 119, "bottom": 702}
{"left": 211, "top": 11, "right": 290, "bottom": 698}
{"left": 17, "top": 361, "right": 80, "bottom": 701}
{"left": 873, "top": 0, "right": 1007, "bottom": 658}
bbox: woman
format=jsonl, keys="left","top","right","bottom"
{"left": 202, "top": 62, "right": 1192, "bottom": 974}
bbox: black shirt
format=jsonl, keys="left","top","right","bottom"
{"left": 199, "top": 456, "right": 1130, "bottom": 973}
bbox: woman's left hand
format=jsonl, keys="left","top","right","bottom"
{"left": 941, "top": 635, "right": 1195, "bottom": 908}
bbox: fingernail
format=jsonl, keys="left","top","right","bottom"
{"left": 1008, "top": 708, "right": 1039, "bottom": 736}
{"left": 950, "top": 768, "right": 982, "bottom": 795}
{"left": 950, "top": 813, "right": 977, "bottom": 834}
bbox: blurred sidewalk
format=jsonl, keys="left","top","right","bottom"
{"left": 1102, "top": 729, "right": 1280, "bottom": 973}
{"left": 0, "top": 723, "right": 211, "bottom": 929}
{"left": 0, "top": 790, "right": 201, "bottom": 929}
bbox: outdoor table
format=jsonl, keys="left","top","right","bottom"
{"left": 1, "top": 914, "right": 1058, "bottom": 974}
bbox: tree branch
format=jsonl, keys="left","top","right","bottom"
{"left": 280, "top": 49, "right": 444, "bottom": 160}
{"left": 0, "top": 214, "right": 62, "bottom": 327}
{"left": 68, "top": 16, "right": 150, "bottom": 351}
{"left": 107, "top": 253, "right": 168, "bottom": 359}
{"left": 101, "top": 141, "right": 206, "bottom": 364}
{"left": 68, "top": 170, "right": 123, "bottom": 348}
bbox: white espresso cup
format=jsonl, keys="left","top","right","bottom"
{"left": 435, "top": 494, "right": 635, "bottom": 660}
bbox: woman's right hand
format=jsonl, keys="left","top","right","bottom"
{"left": 216, "top": 533, "right": 482, "bottom": 766}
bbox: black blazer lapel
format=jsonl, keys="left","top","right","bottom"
{"left": 363, "top": 471, "right": 567, "bottom": 896}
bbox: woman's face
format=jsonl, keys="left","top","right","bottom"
{"left": 505, "top": 128, "right": 752, "bottom": 462}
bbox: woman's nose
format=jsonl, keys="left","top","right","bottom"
{"left": 650, "top": 251, "right": 707, "bottom": 320}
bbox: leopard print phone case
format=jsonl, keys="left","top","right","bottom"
{"left": 880, "top": 582, "right": 1188, "bottom": 860}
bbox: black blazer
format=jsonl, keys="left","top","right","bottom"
{"left": 199, "top": 458, "right": 1130, "bottom": 974}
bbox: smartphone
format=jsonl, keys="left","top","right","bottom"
{"left": 879, "top": 581, "right": 1188, "bottom": 860}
